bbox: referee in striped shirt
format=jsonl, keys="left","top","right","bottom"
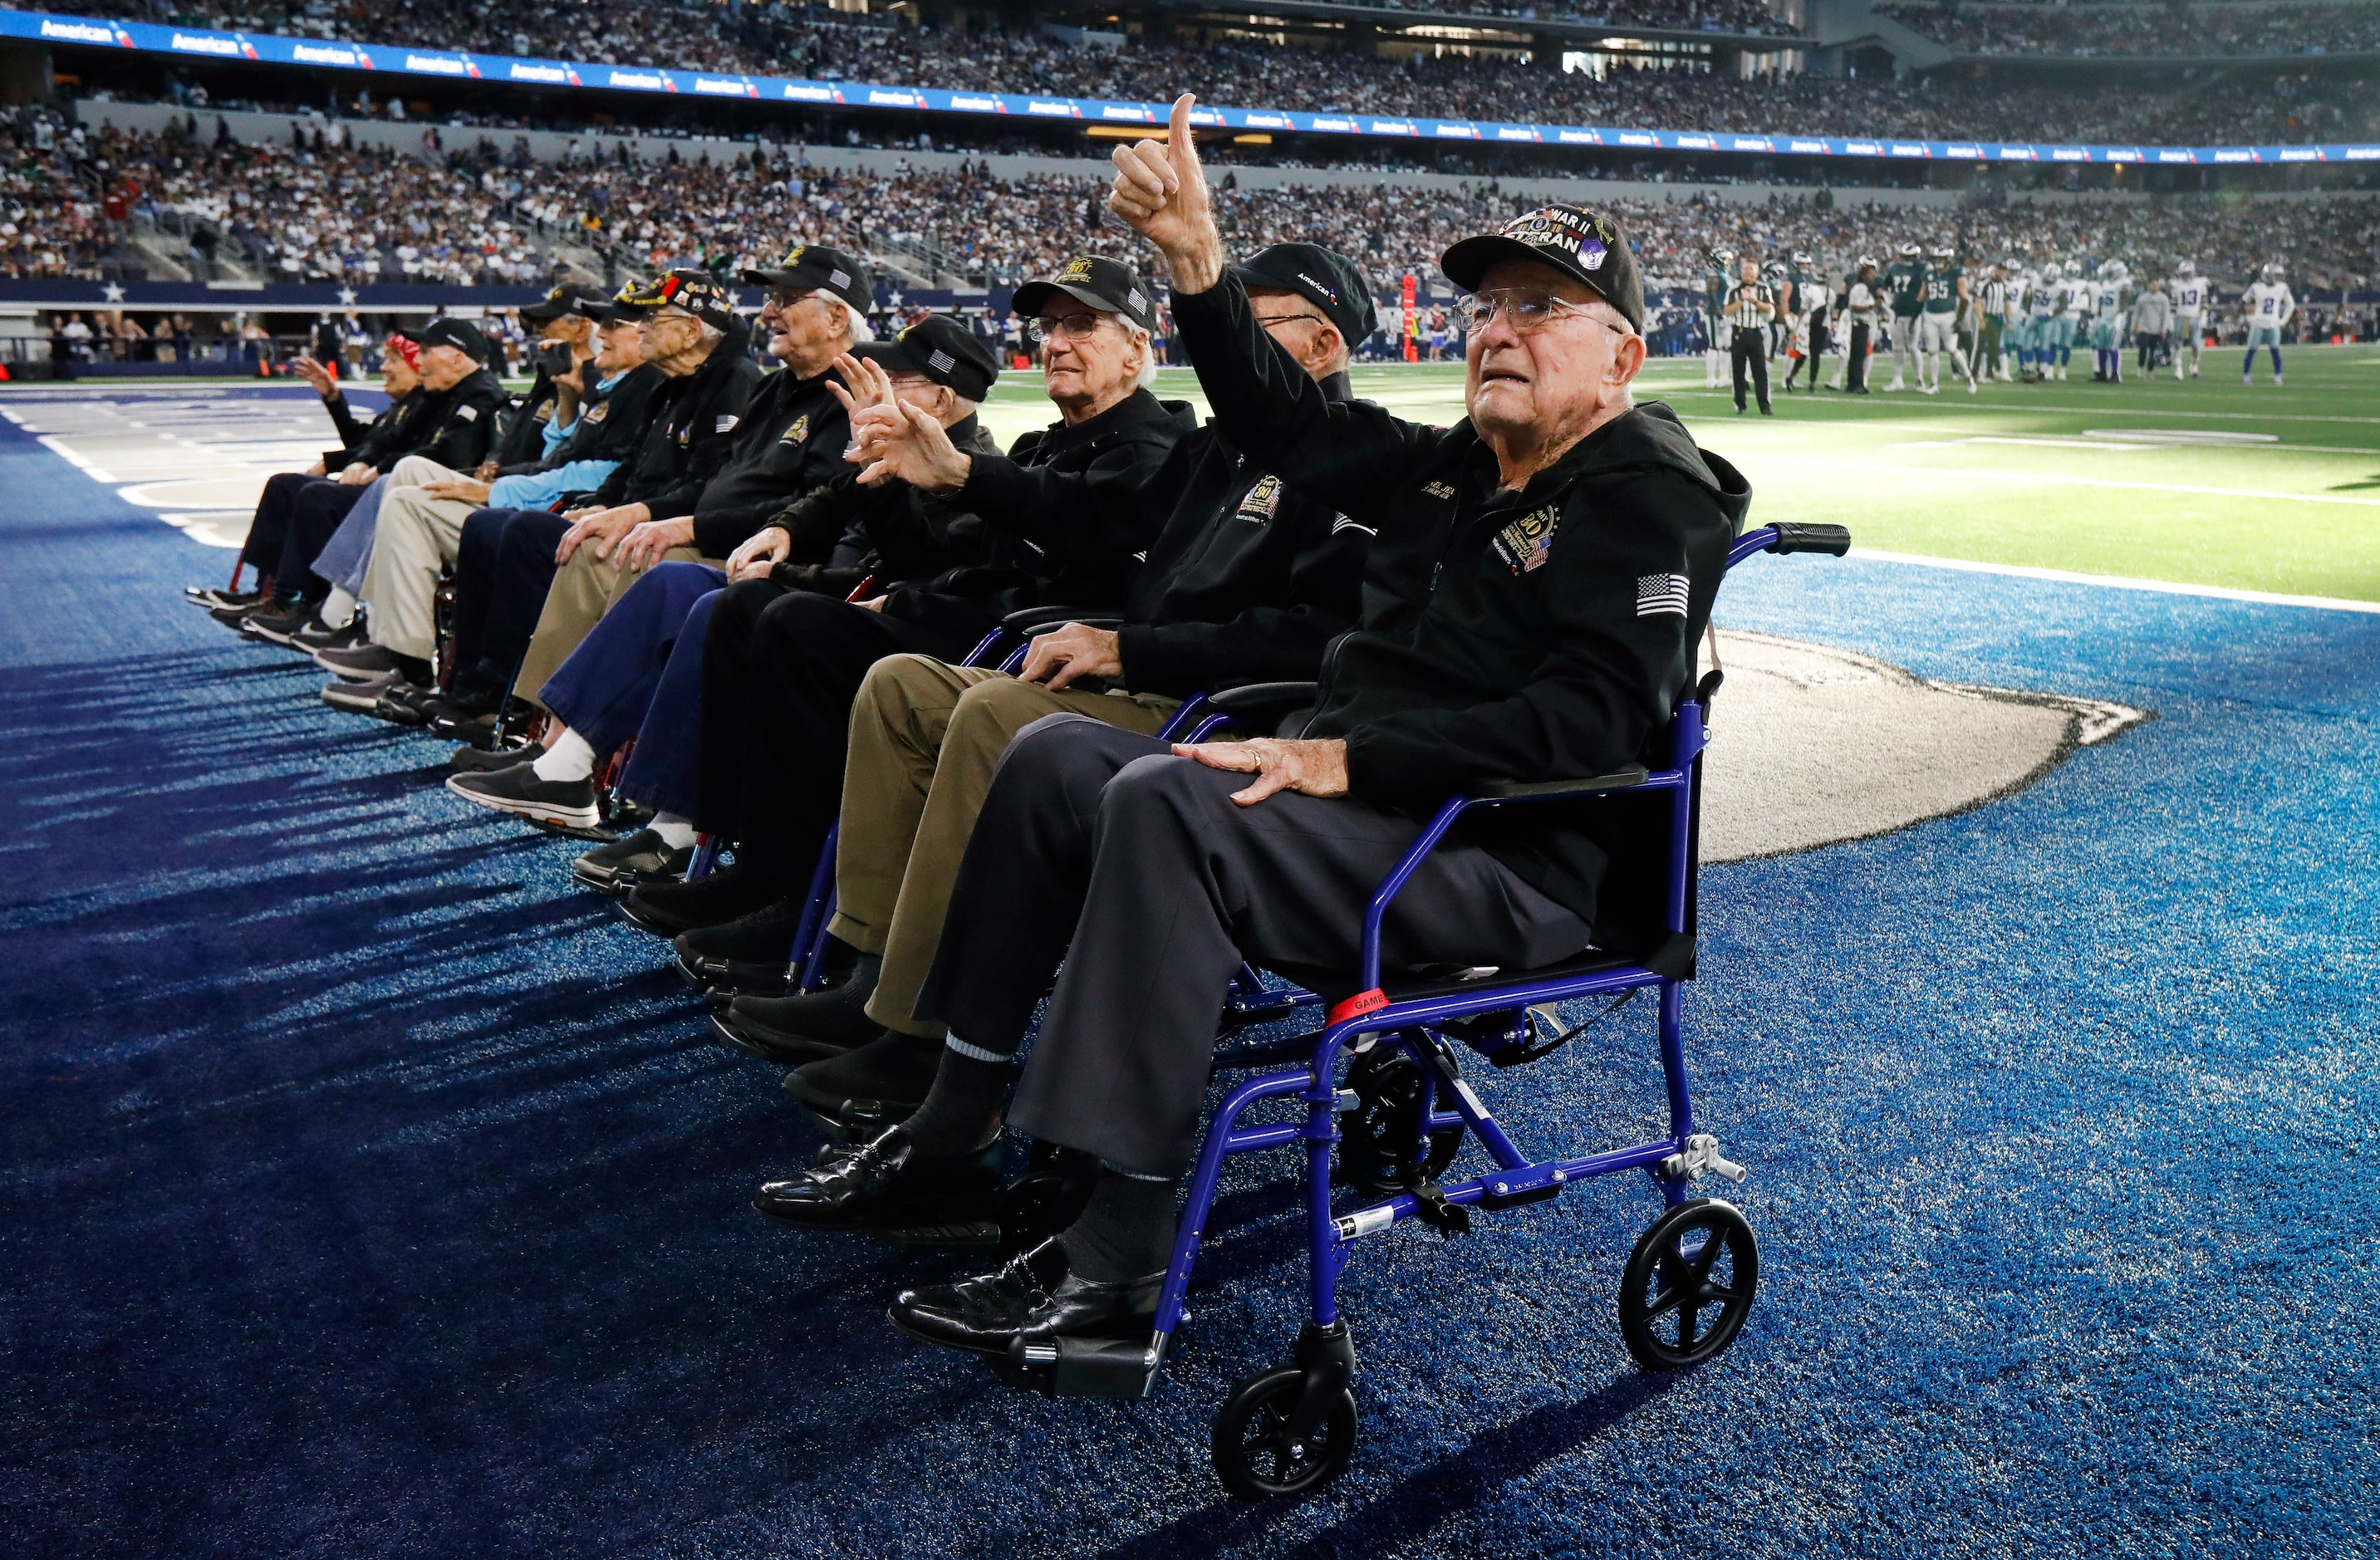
{"left": 1724, "top": 255, "right": 1780, "bottom": 415}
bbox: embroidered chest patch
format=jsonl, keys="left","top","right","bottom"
{"left": 582, "top": 403, "right": 608, "bottom": 424}
{"left": 1637, "top": 573, "right": 1691, "bottom": 616}
{"left": 1489, "top": 504, "right": 1560, "bottom": 573}
{"left": 778, "top": 414, "right": 811, "bottom": 445}
{"left": 1421, "top": 480, "right": 1456, "bottom": 500}
{"left": 1235, "top": 475, "right": 1284, "bottom": 523}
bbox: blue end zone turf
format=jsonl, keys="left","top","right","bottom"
{"left": 2, "top": 390, "right": 2374, "bottom": 1557}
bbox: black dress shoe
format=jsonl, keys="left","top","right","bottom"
{"left": 890, "top": 1241, "right": 1161, "bottom": 1355}
{"left": 572, "top": 827, "right": 694, "bottom": 895}
{"left": 722, "top": 972, "right": 883, "bottom": 1056}
{"left": 710, "top": 1000, "right": 846, "bottom": 1064}
{"left": 750, "top": 1126, "right": 1003, "bottom": 1231}
{"left": 783, "top": 1028, "right": 944, "bottom": 1127}
{"left": 423, "top": 689, "right": 504, "bottom": 745}
{"left": 620, "top": 862, "right": 779, "bottom": 937}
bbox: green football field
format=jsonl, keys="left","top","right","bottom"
{"left": 977, "top": 342, "right": 2380, "bottom": 603}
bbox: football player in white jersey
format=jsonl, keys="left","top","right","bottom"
{"left": 2089, "top": 259, "right": 2129, "bottom": 383}
{"left": 2023, "top": 259, "right": 2060, "bottom": 381}
{"left": 2242, "top": 261, "right": 2293, "bottom": 385}
{"left": 1704, "top": 247, "right": 1735, "bottom": 389}
{"left": 2057, "top": 259, "right": 2090, "bottom": 381}
{"left": 2170, "top": 258, "right": 2210, "bottom": 380}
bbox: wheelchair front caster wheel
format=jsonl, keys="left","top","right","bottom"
{"left": 1617, "top": 1198, "right": 1759, "bottom": 1371}
{"left": 1210, "top": 1366, "right": 1357, "bottom": 1499}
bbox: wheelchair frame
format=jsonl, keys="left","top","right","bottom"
{"left": 994, "top": 522, "right": 1848, "bottom": 1497}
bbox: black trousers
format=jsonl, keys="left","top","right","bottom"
{"left": 1846, "top": 321, "right": 1872, "bottom": 392}
{"left": 1730, "top": 326, "right": 1770, "bottom": 413}
{"left": 238, "top": 472, "right": 365, "bottom": 597}
{"left": 695, "top": 581, "right": 969, "bottom": 886}
{"left": 918, "top": 717, "right": 1592, "bottom": 1177}
{"left": 448, "top": 507, "right": 571, "bottom": 700}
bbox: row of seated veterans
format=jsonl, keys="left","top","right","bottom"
{"left": 191, "top": 145, "right": 1747, "bottom": 1359}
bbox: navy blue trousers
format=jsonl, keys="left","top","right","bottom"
{"left": 238, "top": 473, "right": 366, "bottom": 600}
{"left": 448, "top": 507, "right": 570, "bottom": 700}
{"left": 537, "top": 562, "right": 726, "bottom": 821}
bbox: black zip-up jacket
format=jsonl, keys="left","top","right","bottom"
{"left": 685, "top": 364, "right": 854, "bottom": 559}
{"left": 509, "top": 364, "right": 666, "bottom": 475}
{"left": 321, "top": 385, "right": 411, "bottom": 467}
{"left": 1173, "top": 273, "right": 1750, "bottom": 944}
{"left": 877, "top": 388, "right": 1192, "bottom": 644}
{"left": 959, "top": 376, "right": 1373, "bottom": 698}
{"left": 491, "top": 364, "right": 562, "bottom": 469}
{"left": 590, "top": 321, "right": 765, "bottom": 519}
{"left": 759, "top": 414, "right": 1002, "bottom": 590}
{"left": 350, "top": 367, "right": 508, "bottom": 474}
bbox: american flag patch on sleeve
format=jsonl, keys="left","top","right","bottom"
{"left": 1636, "top": 573, "right": 1691, "bottom": 616}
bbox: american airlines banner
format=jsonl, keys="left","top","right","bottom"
{"left": 12, "top": 7, "right": 2379, "bottom": 169}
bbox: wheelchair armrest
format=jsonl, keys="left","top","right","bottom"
{"left": 999, "top": 605, "right": 1123, "bottom": 635}
{"left": 1205, "top": 681, "right": 1321, "bottom": 721}
{"left": 1770, "top": 522, "right": 1851, "bottom": 557}
{"left": 1472, "top": 768, "right": 1651, "bottom": 802}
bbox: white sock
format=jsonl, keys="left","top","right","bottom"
{"left": 319, "top": 586, "right": 356, "bottom": 630}
{"left": 532, "top": 728, "right": 596, "bottom": 783}
{"left": 649, "top": 812, "right": 697, "bottom": 851}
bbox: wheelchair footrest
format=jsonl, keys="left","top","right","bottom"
{"left": 994, "top": 1334, "right": 1167, "bottom": 1399}
{"left": 873, "top": 1219, "right": 1004, "bottom": 1251}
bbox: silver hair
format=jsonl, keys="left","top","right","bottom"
{"left": 812, "top": 290, "right": 875, "bottom": 345}
{"left": 1126, "top": 321, "right": 1158, "bottom": 390}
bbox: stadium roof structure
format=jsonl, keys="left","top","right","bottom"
{"left": 11, "top": 6, "right": 2380, "bottom": 169}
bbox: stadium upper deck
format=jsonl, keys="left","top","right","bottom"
{"left": 1880, "top": 0, "right": 2380, "bottom": 63}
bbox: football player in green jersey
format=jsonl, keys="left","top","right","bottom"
{"left": 1883, "top": 241, "right": 1927, "bottom": 391}
{"left": 1916, "top": 243, "right": 1975, "bottom": 395}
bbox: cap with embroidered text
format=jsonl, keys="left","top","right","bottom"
{"left": 1440, "top": 205, "right": 1644, "bottom": 332}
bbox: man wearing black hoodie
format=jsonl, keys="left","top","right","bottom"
{"left": 616, "top": 258, "right": 1192, "bottom": 968}
{"left": 508, "top": 249, "right": 873, "bottom": 706}
{"left": 731, "top": 243, "right": 1388, "bottom": 1141}
{"left": 838, "top": 99, "right": 1752, "bottom": 1357}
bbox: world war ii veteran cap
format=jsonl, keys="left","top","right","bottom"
{"left": 520, "top": 282, "right": 613, "bottom": 324}
{"left": 742, "top": 244, "right": 874, "bottom": 315}
{"left": 1012, "top": 255, "right": 1159, "bottom": 334}
{"left": 415, "top": 316, "right": 492, "bottom": 362}
{"left": 852, "top": 312, "right": 1001, "bottom": 403}
{"left": 613, "top": 269, "right": 739, "bottom": 328}
{"left": 1229, "top": 242, "right": 1376, "bottom": 344}
{"left": 1440, "top": 204, "right": 1644, "bottom": 332}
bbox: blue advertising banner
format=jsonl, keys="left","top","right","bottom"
{"left": 11, "top": 7, "right": 2379, "bottom": 169}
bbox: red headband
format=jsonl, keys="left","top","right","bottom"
{"left": 385, "top": 333, "right": 420, "bottom": 371}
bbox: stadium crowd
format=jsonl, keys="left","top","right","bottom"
{"left": 10, "top": 101, "right": 2377, "bottom": 293}
{"left": 1881, "top": 0, "right": 2380, "bottom": 60}
{"left": 42, "top": 0, "right": 2380, "bottom": 149}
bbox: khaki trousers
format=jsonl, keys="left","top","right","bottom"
{"left": 830, "top": 655, "right": 1178, "bottom": 1038}
{"left": 360, "top": 454, "right": 480, "bottom": 661}
{"left": 515, "top": 539, "right": 713, "bottom": 708}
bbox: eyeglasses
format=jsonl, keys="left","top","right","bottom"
{"left": 1456, "top": 287, "right": 1629, "bottom": 337}
{"left": 1026, "top": 311, "right": 1107, "bottom": 346}
{"left": 1253, "top": 312, "right": 1329, "bottom": 331}
{"left": 766, "top": 287, "right": 826, "bottom": 311}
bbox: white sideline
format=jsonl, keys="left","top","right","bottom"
{"left": 1850, "top": 547, "right": 2380, "bottom": 616}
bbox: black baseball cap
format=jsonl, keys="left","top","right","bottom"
{"left": 1440, "top": 204, "right": 1645, "bottom": 333}
{"left": 1012, "top": 256, "right": 1158, "bottom": 334}
{"left": 741, "top": 244, "right": 873, "bottom": 315}
{"left": 613, "top": 269, "right": 738, "bottom": 328}
{"left": 415, "top": 316, "right": 492, "bottom": 363}
{"left": 520, "top": 283, "right": 611, "bottom": 324}
{"left": 852, "top": 313, "right": 1001, "bottom": 402}
{"left": 1230, "top": 243, "right": 1376, "bottom": 344}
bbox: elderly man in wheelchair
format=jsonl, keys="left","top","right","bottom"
{"left": 760, "top": 97, "right": 1846, "bottom": 1496}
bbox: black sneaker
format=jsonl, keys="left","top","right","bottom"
{"left": 722, "top": 969, "right": 884, "bottom": 1056}
{"left": 620, "top": 862, "right": 780, "bottom": 937}
{"left": 572, "top": 827, "right": 694, "bottom": 895}
{"left": 348, "top": 681, "right": 436, "bottom": 726}
{"left": 314, "top": 642, "right": 415, "bottom": 682}
{"left": 445, "top": 763, "right": 599, "bottom": 830}
{"left": 189, "top": 586, "right": 267, "bottom": 611}
{"left": 244, "top": 604, "right": 324, "bottom": 645}
{"left": 422, "top": 689, "right": 503, "bottom": 745}
{"left": 293, "top": 617, "right": 366, "bottom": 654}
{"left": 449, "top": 742, "right": 537, "bottom": 773}
{"left": 319, "top": 670, "right": 410, "bottom": 712}
{"left": 783, "top": 1029, "right": 945, "bottom": 1134}
{"left": 210, "top": 597, "right": 273, "bottom": 629}
{"left": 670, "top": 895, "right": 807, "bottom": 965}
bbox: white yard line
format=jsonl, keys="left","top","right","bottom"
{"left": 1740, "top": 453, "right": 2380, "bottom": 508}
{"left": 1848, "top": 548, "right": 2380, "bottom": 615}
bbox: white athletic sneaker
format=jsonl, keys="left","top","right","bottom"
{"left": 2274, "top": 375, "right": 2283, "bottom": 386}
{"left": 2244, "top": 374, "right": 2252, "bottom": 385}
{"left": 1968, "top": 380, "right": 1979, "bottom": 395}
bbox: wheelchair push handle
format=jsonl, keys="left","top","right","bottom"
{"left": 1727, "top": 522, "right": 1852, "bottom": 570}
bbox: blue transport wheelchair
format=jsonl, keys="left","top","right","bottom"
{"left": 983, "top": 521, "right": 1851, "bottom": 1498}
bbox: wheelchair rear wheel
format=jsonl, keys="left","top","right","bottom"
{"left": 1337, "top": 1047, "right": 1465, "bottom": 1198}
{"left": 1617, "top": 1198, "right": 1759, "bottom": 1371}
{"left": 1210, "top": 1366, "right": 1357, "bottom": 1499}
